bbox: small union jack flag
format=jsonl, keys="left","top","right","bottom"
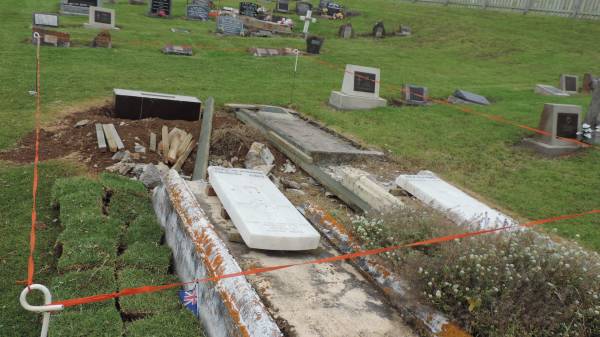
{"left": 179, "top": 285, "right": 199, "bottom": 317}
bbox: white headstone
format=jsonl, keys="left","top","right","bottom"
{"left": 33, "top": 13, "right": 59, "bottom": 27}
{"left": 85, "top": 6, "right": 116, "bottom": 29}
{"left": 535, "top": 84, "right": 570, "bottom": 97}
{"left": 208, "top": 167, "right": 320, "bottom": 250}
{"left": 341, "top": 64, "right": 381, "bottom": 98}
{"left": 395, "top": 171, "right": 517, "bottom": 229}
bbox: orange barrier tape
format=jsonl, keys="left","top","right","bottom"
{"left": 51, "top": 209, "right": 600, "bottom": 308}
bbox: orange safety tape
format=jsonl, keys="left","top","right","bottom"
{"left": 51, "top": 209, "right": 600, "bottom": 308}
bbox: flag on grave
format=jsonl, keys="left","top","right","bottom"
{"left": 179, "top": 284, "right": 199, "bottom": 316}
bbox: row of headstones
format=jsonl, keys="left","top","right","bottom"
{"left": 536, "top": 73, "right": 597, "bottom": 97}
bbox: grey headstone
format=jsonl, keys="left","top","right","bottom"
{"left": 585, "top": 85, "right": 600, "bottom": 127}
{"left": 216, "top": 14, "right": 244, "bottom": 35}
{"left": 453, "top": 90, "right": 490, "bottom": 105}
{"left": 187, "top": 0, "right": 210, "bottom": 20}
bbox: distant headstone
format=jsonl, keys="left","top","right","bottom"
{"left": 325, "top": 2, "right": 342, "bottom": 16}
{"left": 32, "top": 27, "right": 71, "bottom": 47}
{"left": 372, "top": 21, "right": 385, "bottom": 38}
{"left": 523, "top": 103, "right": 583, "bottom": 155}
{"left": 329, "top": 64, "right": 387, "bottom": 110}
{"left": 250, "top": 47, "right": 298, "bottom": 57}
{"left": 149, "top": 0, "right": 171, "bottom": 16}
{"left": 33, "top": 13, "right": 59, "bottom": 27}
{"left": 453, "top": 90, "right": 490, "bottom": 105}
{"left": 60, "top": 0, "right": 101, "bottom": 15}
{"left": 275, "top": 0, "right": 289, "bottom": 13}
{"left": 396, "top": 24, "right": 411, "bottom": 36}
{"left": 208, "top": 167, "right": 321, "bottom": 251}
{"left": 296, "top": 1, "right": 312, "bottom": 16}
{"left": 85, "top": 6, "right": 116, "bottom": 29}
{"left": 162, "top": 44, "right": 193, "bottom": 56}
{"left": 560, "top": 74, "right": 578, "bottom": 93}
{"left": 239, "top": 2, "right": 258, "bottom": 17}
{"left": 582, "top": 73, "right": 595, "bottom": 94}
{"left": 187, "top": 0, "right": 210, "bottom": 20}
{"left": 319, "top": 0, "right": 331, "bottom": 9}
{"left": 535, "top": 84, "right": 570, "bottom": 97}
{"left": 404, "top": 85, "right": 428, "bottom": 105}
{"left": 92, "top": 30, "right": 112, "bottom": 48}
{"left": 338, "top": 23, "right": 353, "bottom": 39}
{"left": 306, "top": 36, "right": 324, "bottom": 54}
{"left": 216, "top": 14, "right": 244, "bottom": 35}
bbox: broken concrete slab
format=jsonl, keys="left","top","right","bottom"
{"left": 139, "top": 163, "right": 161, "bottom": 189}
{"left": 328, "top": 166, "right": 403, "bottom": 214}
{"left": 396, "top": 171, "right": 517, "bottom": 229}
{"left": 245, "top": 142, "right": 275, "bottom": 174}
{"left": 453, "top": 90, "right": 490, "bottom": 105}
{"left": 208, "top": 167, "right": 320, "bottom": 251}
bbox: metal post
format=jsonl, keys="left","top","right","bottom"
{"left": 192, "top": 97, "right": 215, "bottom": 181}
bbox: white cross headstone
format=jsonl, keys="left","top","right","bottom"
{"left": 299, "top": 10, "right": 316, "bottom": 37}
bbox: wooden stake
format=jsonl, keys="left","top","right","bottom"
{"left": 95, "top": 123, "right": 107, "bottom": 152}
{"left": 168, "top": 134, "right": 181, "bottom": 164}
{"left": 102, "top": 124, "right": 118, "bottom": 152}
{"left": 173, "top": 141, "right": 196, "bottom": 172}
{"left": 149, "top": 132, "right": 157, "bottom": 152}
{"left": 162, "top": 125, "right": 169, "bottom": 162}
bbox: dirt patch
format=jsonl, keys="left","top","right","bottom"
{"left": 0, "top": 103, "right": 282, "bottom": 176}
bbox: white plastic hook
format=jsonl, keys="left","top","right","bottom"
{"left": 33, "top": 31, "right": 41, "bottom": 42}
{"left": 20, "top": 284, "right": 64, "bottom": 337}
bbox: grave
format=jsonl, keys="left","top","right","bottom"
{"left": 372, "top": 21, "right": 385, "bottom": 38}
{"left": 32, "top": 27, "right": 71, "bottom": 47}
{"left": 207, "top": 167, "right": 320, "bottom": 251}
{"left": 216, "top": 14, "right": 244, "bottom": 36}
{"left": 560, "top": 74, "right": 578, "bottom": 94}
{"left": 92, "top": 30, "right": 112, "bottom": 48}
{"left": 84, "top": 6, "right": 116, "bottom": 29}
{"left": 239, "top": 2, "right": 258, "bottom": 17}
{"left": 113, "top": 89, "right": 201, "bottom": 120}
{"left": 162, "top": 44, "right": 193, "bottom": 56}
{"left": 249, "top": 47, "right": 299, "bottom": 57}
{"left": 535, "top": 84, "right": 570, "bottom": 97}
{"left": 275, "top": 0, "right": 289, "bottom": 13}
{"left": 329, "top": 64, "right": 387, "bottom": 110}
{"left": 238, "top": 15, "right": 293, "bottom": 35}
{"left": 396, "top": 171, "right": 517, "bottom": 229}
{"left": 523, "top": 103, "right": 583, "bottom": 155}
{"left": 186, "top": 0, "right": 210, "bottom": 20}
{"left": 149, "top": 0, "right": 171, "bottom": 16}
{"left": 324, "top": 2, "right": 343, "bottom": 17}
{"left": 299, "top": 9, "right": 317, "bottom": 36}
{"left": 404, "top": 85, "right": 428, "bottom": 105}
{"left": 60, "top": 0, "right": 101, "bottom": 16}
{"left": 338, "top": 23, "right": 353, "bottom": 39}
{"left": 296, "top": 1, "right": 313, "bottom": 16}
{"left": 582, "top": 73, "right": 595, "bottom": 94}
{"left": 32, "top": 13, "right": 59, "bottom": 27}
{"left": 453, "top": 89, "right": 490, "bottom": 105}
{"left": 306, "top": 36, "right": 324, "bottom": 54}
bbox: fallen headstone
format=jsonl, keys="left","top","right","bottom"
{"left": 396, "top": 171, "right": 517, "bottom": 229}
{"left": 162, "top": 44, "right": 193, "bottom": 56}
{"left": 453, "top": 89, "right": 490, "bottom": 105}
{"left": 248, "top": 47, "right": 299, "bottom": 57}
{"left": 74, "top": 119, "right": 89, "bottom": 128}
{"left": 535, "top": 84, "right": 570, "bottom": 97}
{"left": 208, "top": 166, "right": 320, "bottom": 250}
{"left": 113, "top": 89, "right": 201, "bottom": 120}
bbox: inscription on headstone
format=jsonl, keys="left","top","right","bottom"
{"left": 216, "top": 14, "right": 244, "bottom": 35}
{"left": 239, "top": 2, "right": 258, "bottom": 17}
{"left": 187, "top": 0, "right": 210, "bottom": 20}
{"left": 556, "top": 113, "right": 578, "bottom": 138}
{"left": 86, "top": 6, "right": 115, "bottom": 29}
{"left": 61, "top": 0, "right": 101, "bottom": 15}
{"left": 405, "top": 85, "right": 428, "bottom": 105}
{"left": 150, "top": 0, "right": 171, "bottom": 16}
{"left": 354, "top": 72, "right": 376, "bottom": 93}
{"left": 560, "top": 74, "right": 578, "bottom": 93}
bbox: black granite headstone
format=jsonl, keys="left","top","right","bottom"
{"left": 275, "top": 0, "right": 289, "bottom": 13}
{"left": 94, "top": 10, "right": 112, "bottom": 24}
{"left": 239, "top": 2, "right": 259, "bottom": 17}
{"left": 150, "top": 0, "right": 171, "bottom": 16}
{"left": 373, "top": 22, "right": 385, "bottom": 38}
{"left": 306, "top": 36, "right": 324, "bottom": 54}
{"left": 354, "top": 72, "right": 376, "bottom": 93}
{"left": 556, "top": 113, "right": 579, "bottom": 138}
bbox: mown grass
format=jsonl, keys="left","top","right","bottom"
{"left": 1, "top": 0, "right": 598, "bottom": 250}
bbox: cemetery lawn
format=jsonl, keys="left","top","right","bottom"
{"left": 1, "top": 2, "right": 600, "bottom": 332}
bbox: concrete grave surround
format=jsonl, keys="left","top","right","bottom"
{"left": 396, "top": 171, "right": 517, "bottom": 229}
{"left": 85, "top": 6, "right": 116, "bottom": 29}
{"left": 523, "top": 103, "right": 582, "bottom": 155}
{"left": 208, "top": 166, "right": 320, "bottom": 251}
{"left": 329, "top": 64, "right": 387, "bottom": 110}
{"left": 535, "top": 84, "right": 570, "bottom": 97}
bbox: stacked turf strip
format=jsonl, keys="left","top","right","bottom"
{"left": 50, "top": 174, "right": 204, "bottom": 337}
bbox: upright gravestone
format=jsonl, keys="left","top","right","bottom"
{"left": 329, "top": 64, "right": 387, "bottom": 110}
{"left": 85, "top": 6, "right": 116, "bottom": 29}
{"left": 216, "top": 14, "right": 244, "bottom": 36}
{"left": 296, "top": 1, "right": 312, "bottom": 16}
{"left": 372, "top": 21, "right": 385, "bottom": 38}
{"left": 239, "top": 2, "right": 259, "bottom": 17}
{"left": 306, "top": 36, "right": 324, "bottom": 54}
{"left": 275, "top": 0, "right": 289, "bottom": 13}
{"left": 404, "top": 85, "right": 429, "bottom": 105}
{"left": 187, "top": 0, "right": 210, "bottom": 20}
{"left": 208, "top": 167, "right": 320, "bottom": 251}
{"left": 523, "top": 103, "right": 583, "bottom": 155}
{"left": 33, "top": 13, "right": 59, "bottom": 27}
{"left": 149, "top": 0, "right": 171, "bottom": 16}
{"left": 338, "top": 23, "right": 353, "bottom": 39}
{"left": 582, "top": 73, "right": 595, "bottom": 94}
{"left": 560, "top": 74, "right": 578, "bottom": 94}
{"left": 60, "top": 0, "right": 101, "bottom": 16}
{"left": 584, "top": 83, "right": 600, "bottom": 144}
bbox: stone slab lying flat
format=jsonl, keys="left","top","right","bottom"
{"left": 208, "top": 166, "right": 320, "bottom": 250}
{"left": 241, "top": 108, "right": 383, "bottom": 163}
{"left": 396, "top": 171, "right": 516, "bottom": 229}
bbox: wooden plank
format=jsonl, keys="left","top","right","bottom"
{"left": 108, "top": 124, "right": 125, "bottom": 150}
{"left": 102, "top": 124, "right": 118, "bottom": 153}
{"left": 177, "top": 133, "right": 193, "bottom": 157}
{"left": 192, "top": 97, "right": 215, "bottom": 180}
{"left": 168, "top": 134, "right": 181, "bottom": 164}
{"left": 95, "top": 123, "right": 107, "bottom": 152}
{"left": 162, "top": 125, "right": 169, "bottom": 161}
{"left": 150, "top": 132, "right": 157, "bottom": 152}
{"left": 173, "top": 141, "right": 196, "bottom": 172}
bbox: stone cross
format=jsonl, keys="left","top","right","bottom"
{"left": 300, "top": 10, "right": 316, "bottom": 37}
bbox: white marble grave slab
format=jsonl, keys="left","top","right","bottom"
{"left": 208, "top": 166, "right": 320, "bottom": 250}
{"left": 396, "top": 171, "right": 517, "bottom": 229}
